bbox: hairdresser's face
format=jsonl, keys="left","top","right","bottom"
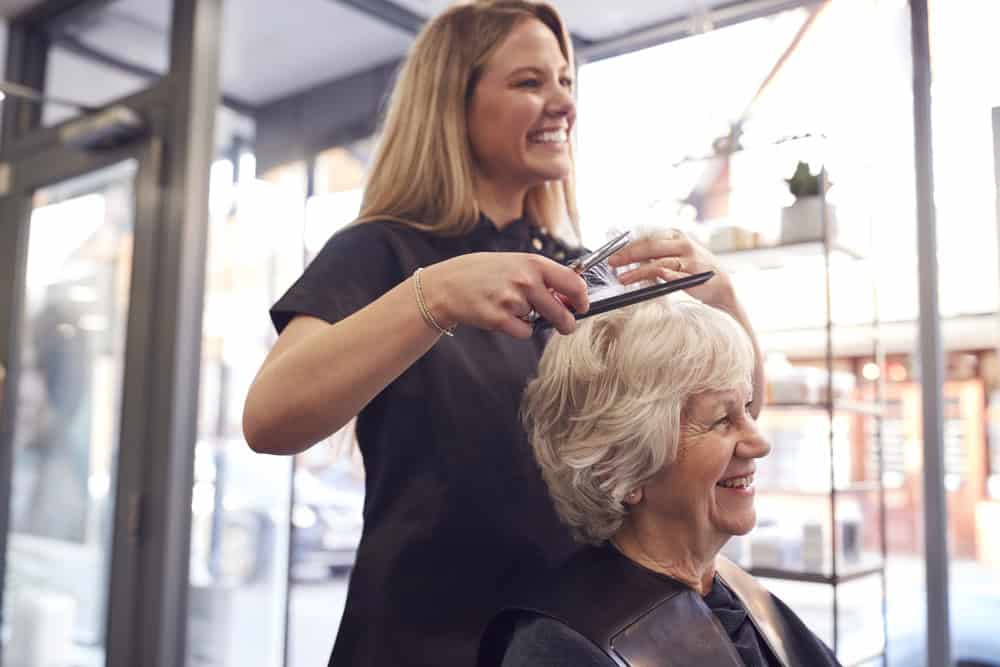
{"left": 467, "top": 18, "right": 575, "bottom": 195}
{"left": 640, "top": 386, "right": 771, "bottom": 552}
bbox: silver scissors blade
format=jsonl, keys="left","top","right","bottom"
{"left": 568, "top": 230, "right": 631, "bottom": 274}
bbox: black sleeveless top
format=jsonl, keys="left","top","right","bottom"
{"left": 270, "top": 216, "right": 586, "bottom": 667}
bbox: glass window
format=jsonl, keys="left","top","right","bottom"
{"left": 576, "top": 2, "right": 911, "bottom": 663}
{"left": 303, "top": 141, "right": 371, "bottom": 259}
{"left": 185, "top": 124, "right": 303, "bottom": 667}
{"left": 3, "top": 160, "right": 137, "bottom": 667}
{"left": 928, "top": 2, "right": 1000, "bottom": 664}
{"left": 201, "top": 30, "right": 400, "bottom": 665}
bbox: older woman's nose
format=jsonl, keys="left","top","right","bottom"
{"left": 736, "top": 424, "right": 771, "bottom": 460}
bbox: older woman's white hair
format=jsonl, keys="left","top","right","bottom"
{"left": 522, "top": 298, "right": 756, "bottom": 544}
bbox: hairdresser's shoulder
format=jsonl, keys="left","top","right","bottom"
{"left": 321, "top": 217, "right": 426, "bottom": 252}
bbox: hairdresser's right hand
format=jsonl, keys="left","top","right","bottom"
{"left": 419, "top": 252, "right": 589, "bottom": 338}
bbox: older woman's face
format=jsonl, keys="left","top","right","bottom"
{"left": 642, "top": 386, "right": 771, "bottom": 548}
{"left": 466, "top": 18, "right": 575, "bottom": 192}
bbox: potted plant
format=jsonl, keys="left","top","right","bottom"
{"left": 779, "top": 161, "right": 838, "bottom": 244}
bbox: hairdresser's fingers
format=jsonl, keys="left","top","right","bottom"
{"left": 536, "top": 258, "right": 589, "bottom": 314}
{"left": 471, "top": 288, "right": 535, "bottom": 338}
{"left": 607, "top": 234, "right": 690, "bottom": 268}
{"left": 496, "top": 312, "right": 536, "bottom": 339}
{"left": 616, "top": 259, "right": 689, "bottom": 286}
{"left": 525, "top": 284, "right": 577, "bottom": 335}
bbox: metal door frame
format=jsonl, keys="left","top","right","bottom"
{"left": 0, "top": 1, "right": 222, "bottom": 665}
{"left": 0, "top": 127, "right": 164, "bottom": 667}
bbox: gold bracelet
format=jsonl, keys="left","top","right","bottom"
{"left": 413, "top": 267, "right": 456, "bottom": 337}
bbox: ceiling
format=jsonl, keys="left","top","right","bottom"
{"left": 392, "top": 0, "right": 722, "bottom": 41}
{"left": 0, "top": 0, "right": 43, "bottom": 18}
{"left": 2, "top": 0, "right": 795, "bottom": 108}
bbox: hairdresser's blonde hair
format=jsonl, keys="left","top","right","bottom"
{"left": 359, "top": 0, "right": 578, "bottom": 238}
{"left": 522, "top": 299, "right": 756, "bottom": 544}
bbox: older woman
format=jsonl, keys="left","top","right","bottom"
{"left": 479, "top": 298, "right": 840, "bottom": 667}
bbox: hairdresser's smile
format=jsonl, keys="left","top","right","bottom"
{"left": 527, "top": 126, "right": 569, "bottom": 145}
{"left": 467, "top": 17, "right": 575, "bottom": 193}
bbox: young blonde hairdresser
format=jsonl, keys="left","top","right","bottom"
{"left": 243, "top": 2, "right": 764, "bottom": 665}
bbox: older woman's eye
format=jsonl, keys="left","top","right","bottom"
{"left": 712, "top": 416, "right": 731, "bottom": 429}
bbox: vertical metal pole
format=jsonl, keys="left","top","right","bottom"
{"left": 821, "top": 165, "right": 840, "bottom": 655}
{"left": 873, "top": 265, "right": 889, "bottom": 666}
{"left": 106, "top": 136, "right": 166, "bottom": 667}
{"left": 909, "top": 1, "right": 952, "bottom": 665}
{"left": 992, "top": 108, "right": 1000, "bottom": 367}
{"left": 0, "top": 196, "right": 31, "bottom": 667}
{"left": 1, "top": 16, "right": 48, "bottom": 141}
{"left": 133, "top": 0, "right": 222, "bottom": 665}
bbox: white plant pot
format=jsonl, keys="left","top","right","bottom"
{"left": 780, "top": 197, "right": 838, "bottom": 245}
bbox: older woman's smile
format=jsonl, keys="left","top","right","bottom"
{"left": 716, "top": 472, "right": 755, "bottom": 491}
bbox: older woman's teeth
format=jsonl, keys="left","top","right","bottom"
{"left": 717, "top": 475, "right": 754, "bottom": 489}
{"left": 529, "top": 129, "right": 567, "bottom": 144}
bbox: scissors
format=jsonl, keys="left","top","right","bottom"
{"left": 567, "top": 229, "right": 632, "bottom": 275}
{"left": 521, "top": 230, "right": 632, "bottom": 324}
{"left": 532, "top": 270, "right": 716, "bottom": 331}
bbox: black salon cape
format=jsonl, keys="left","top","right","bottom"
{"left": 484, "top": 545, "right": 841, "bottom": 667}
{"left": 270, "top": 216, "right": 586, "bottom": 667}
{"left": 495, "top": 588, "right": 837, "bottom": 666}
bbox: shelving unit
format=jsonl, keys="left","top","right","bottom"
{"left": 766, "top": 400, "right": 885, "bottom": 417}
{"left": 749, "top": 562, "right": 883, "bottom": 586}
{"left": 716, "top": 239, "right": 865, "bottom": 271}
{"left": 706, "top": 140, "right": 888, "bottom": 666}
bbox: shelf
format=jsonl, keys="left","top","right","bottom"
{"left": 757, "top": 481, "right": 882, "bottom": 496}
{"left": 845, "top": 648, "right": 887, "bottom": 667}
{"left": 763, "top": 400, "right": 884, "bottom": 417}
{"left": 749, "top": 562, "right": 884, "bottom": 585}
{"left": 715, "top": 240, "right": 865, "bottom": 271}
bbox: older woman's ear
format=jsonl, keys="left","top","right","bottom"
{"left": 623, "top": 488, "right": 643, "bottom": 506}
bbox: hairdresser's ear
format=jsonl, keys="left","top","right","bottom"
{"left": 623, "top": 488, "right": 643, "bottom": 506}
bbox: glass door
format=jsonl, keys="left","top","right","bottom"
{"left": 1, "top": 161, "right": 138, "bottom": 667}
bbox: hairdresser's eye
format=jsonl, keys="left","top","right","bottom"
{"left": 560, "top": 77, "right": 574, "bottom": 89}
{"left": 516, "top": 78, "right": 542, "bottom": 88}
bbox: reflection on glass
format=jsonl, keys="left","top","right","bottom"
{"left": 186, "top": 148, "right": 303, "bottom": 667}
{"left": 42, "top": 0, "right": 173, "bottom": 127}
{"left": 304, "top": 142, "right": 370, "bottom": 257}
{"left": 2, "top": 161, "right": 137, "bottom": 667}
{"left": 760, "top": 575, "right": 885, "bottom": 665}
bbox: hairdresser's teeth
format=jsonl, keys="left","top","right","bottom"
{"left": 529, "top": 129, "right": 568, "bottom": 144}
{"left": 717, "top": 475, "right": 754, "bottom": 489}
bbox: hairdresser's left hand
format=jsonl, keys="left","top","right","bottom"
{"left": 606, "top": 229, "right": 737, "bottom": 309}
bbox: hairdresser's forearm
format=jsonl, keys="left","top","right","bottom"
{"left": 712, "top": 284, "right": 766, "bottom": 419}
{"left": 243, "top": 278, "right": 442, "bottom": 455}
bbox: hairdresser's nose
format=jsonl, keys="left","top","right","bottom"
{"left": 545, "top": 83, "right": 575, "bottom": 123}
